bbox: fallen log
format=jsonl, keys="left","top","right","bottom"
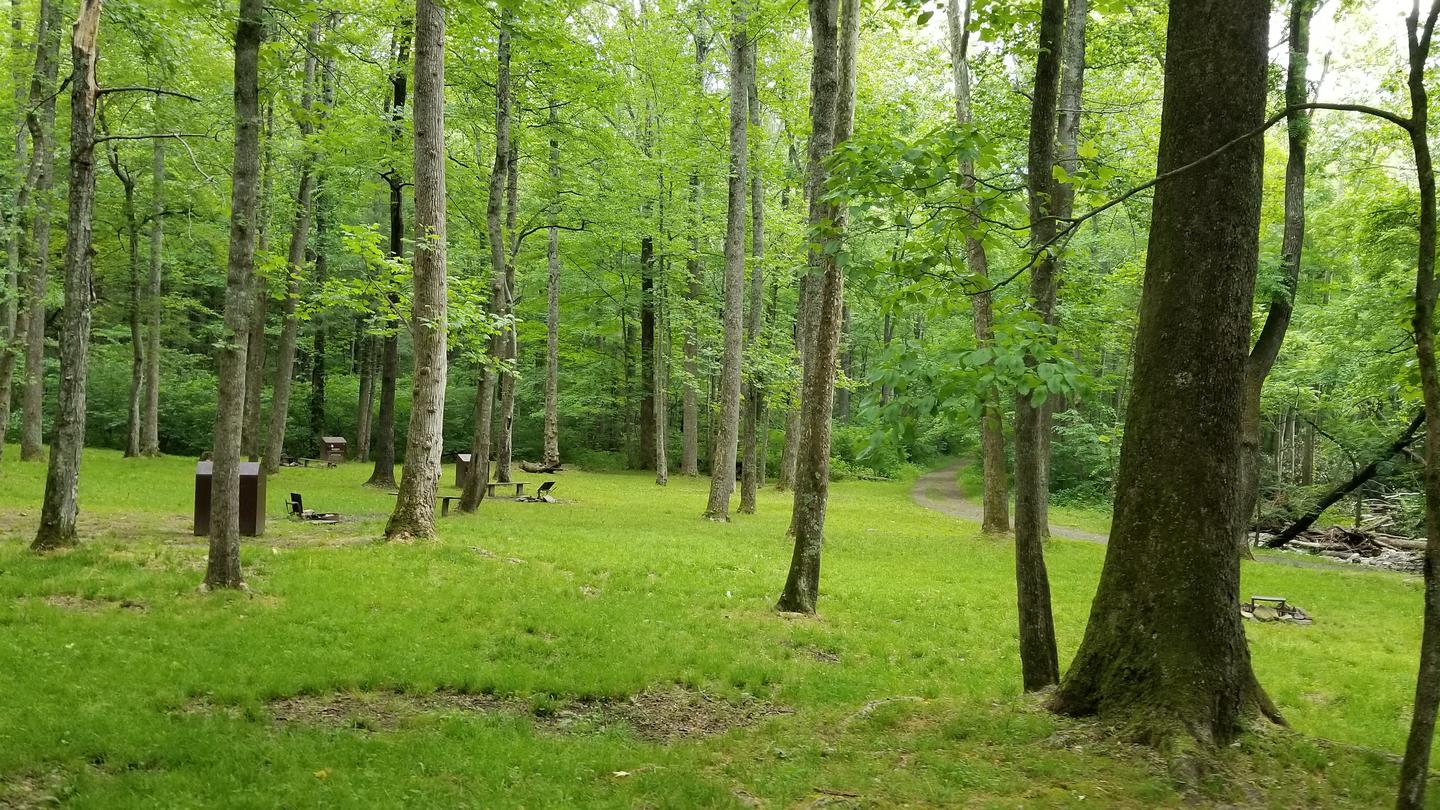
{"left": 1265, "top": 409, "right": 1426, "bottom": 548}
{"left": 519, "top": 460, "right": 564, "bottom": 474}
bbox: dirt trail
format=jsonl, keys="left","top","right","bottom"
{"left": 910, "top": 461, "right": 1351, "bottom": 572}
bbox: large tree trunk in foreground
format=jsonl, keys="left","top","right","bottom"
{"left": 740, "top": 41, "right": 765, "bottom": 515}
{"left": 1399, "top": 5, "right": 1440, "bottom": 807}
{"left": 1011, "top": 0, "right": 1065, "bottom": 692}
{"left": 1240, "top": 0, "right": 1317, "bottom": 551}
{"left": 141, "top": 135, "right": 164, "bottom": 455}
{"left": 32, "top": 0, "right": 102, "bottom": 552}
{"left": 776, "top": 0, "right": 854, "bottom": 613}
{"left": 948, "top": 0, "right": 1007, "bottom": 534}
{"left": 460, "top": 9, "right": 512, "bottom": 515}
{"left": 384, "top": 0, "right": 448, "bottom": 542}
{"left": 1050, "top": 0, "right": 1276, "bottom": 747}
{"left": 703, "top": 11, "right": 749, "bottom": 521}
{"left": 200, "top": 0, "right": 263, "bottom": 587}
{"left": 19, "top": 0, "right": 61, "bottom": 463}
{"left": 542, "top": 105, "right": 562, "bottom": 468}
{"left": 1264, "top": 410, "right": 1425, "bottom": 548}
{"left": 262, "top": 32, "right": 319, "bottom": 474}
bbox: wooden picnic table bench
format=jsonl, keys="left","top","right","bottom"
{"left": 485, "top": 481, "right": 531, "bottom": 497}
{"left": 389, "top": 491, "right": 463, "bottom": 517}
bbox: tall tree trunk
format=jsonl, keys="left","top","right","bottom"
{"left": 681, "top": 25, "right": 708, "bottom": 478}
{"left": 355, "top": 332, "right": 375, "bottom": 461}
{"left": 262, "top": 27, "right": 320, "bottom": 474}
{"left": 460, "top": 9, "right": 512, "bottom": 514}
{"left": 542, "top": 104, "right": 561, "bottom": 468}
{"left": 141, "top": 133, "right": 163, "bottom": 455}
{"left": 496, "top": 139, "right": 519, "bottom": 483}
{"left": 1050, "top": 0, "right": 1276, "bottom": 745}
{"left": 384, "top": 0, "right": 448, "bottom": 541}
{"left": 32, "top": 0, "right": 102, "bottom": 551}
{"left": 948, "top": 0, "right": 1007, "bottom": 533}
{"left": 365, "top": 24, "right": 410, "bottom": 489}
{"left": 703, "top": 7, "right": 749, "bottom": 521}
{"left": 654, "top": 263, "right": 669, "bottom": 486}
{"left": 639, "top": 235, "right": 657, "bottom": 471}
{"left": 102, "top": 134, "right": 143, "bottom": 458}
{"left": 1011, "top": 0, "right": 1065, "bottom": 692}
{"left": 740, "top": 40, "right": 765, "bottom": 515}
{"left": 308, "top": 41, "right": 336, "bottom": 456}
{"left": 1239, "top": 0, "right": 1317, "bottom": 551}
{"left": 776, "top": 0, "right": 854, "bottom": 612}
{"left": 240, "top": 104, "right": 273, "bottom": 459}
{"left": 200, "top": 0, "right": 263, "bottom": 586}
{"left": 19, "top": 0, "right": 61, "bottom": 462}
{"left": 1398, "top": 5, "right": 1440, "bottom": 806}
{"left": 778, "top": 138, "right": 817, "bottom": 493}
{"left": 0, "top": 0, "right": 26, "bottom": 461}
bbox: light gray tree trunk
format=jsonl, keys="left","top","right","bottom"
{"left": 262, "top": 27, "right": 320, "bottom": 474}
{"left": 703, "top": 7, "right": 749, "bottom": 521}
{"left": 201, "top": 0, "right": 263, "bottom": 587}
{"left": 32, "top": 0, "right": 103, "bottom": 551}
{"left": 776, "top": 0, "right": 854, "bottom": 613}
{"left": 740, "top": 40, "right": 765, "bottom": 515}
{"left": 19, "top": 0, "right": 61, "bottom": 462}
{"left": 141, "top": 134, "right": 163, "bottom": 455}
{"left": 384, "top": 0, "right": 449, "bottom": 541}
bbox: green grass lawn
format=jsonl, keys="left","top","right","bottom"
{"left": 0, "top": 447, "right": 1434, "bottom": 807}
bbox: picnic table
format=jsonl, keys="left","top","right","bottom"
{"left": 486, "top": 481, "right": 531, "bottom": 497}
{"left": 389, "top": 491, "right": 463, "bottom": 517}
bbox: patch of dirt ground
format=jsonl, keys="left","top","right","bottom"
{"left": 32, "top": 595, "right": 147, "bottom": 612}
{"left": 201, "top": 687, "right": 788, "bottom": 742}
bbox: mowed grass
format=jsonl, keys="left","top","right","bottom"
{"left": 0, "top": 447, "right": 1435, "bottom": 807}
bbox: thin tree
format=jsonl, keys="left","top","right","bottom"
{"left": 355, "top": 332, "right": 376, "bottom": 461}
{"left": 240, "top": 103, "right": 273, "bottom": 459}
{"left": 1049, "top": 0, "right": 1279, "bottom": 746}
{"left": 459, "top": 8, "right": 512, "bottom": 514}
{"left": 775, "top": 0, "right": 856, "bottom": 612}
{"left": 681, "top": 20, "right": 709, "bottom": 478}
{"left": 496, "top": 139, "right": 519, "bottom": 482}
{"left": 703, "top": 6, "right": 749, "bottom": 521}
{"left": 201, "top": 0, "right": 264, "bottom": 587}
{"left": 262, "top": 26, "right": 321, "bottom": 474}
{"left": 739, "top": 40, "right": 765, "bottom": 515}
{"left": 1398, "top": 2, "right": 1440, "bottom": 804}
{"left": 1239, "top": 0, "right": 1318, "bottom": 547}
{"left": 1011, "top": 0, "right": 1065, "bottom": 692}
{"left": 308, "top": 29, "right": 337, "bottom": 454}
{"left": 19, "top": 0, "right": 61, "bottom": 462}
{"left": 542, "top": 103, "right": 562, "bottom": 468}
{"left": 31, "top": 0, "right": 104, "bottom": 551}
{"left": 947, "top": 0, "right": 1006, "bottom": 533}
{"left": 140, "top": 130, "right": 163, "bottom": 455}
{"left": 384, "top": 0, "right": 448, "bottom": 541}
{"left": 100, "top": 113, "right": 144, "bottom": 458}
{"left": 0, "top": 0, "right": 33, "bottom": 462}
{"left": 366, "top": 25, "right": 411, "bottom": 490}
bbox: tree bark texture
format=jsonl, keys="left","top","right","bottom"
{"left": 199, "top": 0, "right": 262, "bottom": 587}
{"left": 32, "top": 0, "right": 103, "bottom": 552}
{"left": 384, "top": 0, "right": 448, "bottom": 542}
{"left": 776, "top": 0, "right": 853, "bottom": 613}
{"left": 740, "top": 40, "right": 765, "bottom": 515}
{"left": 1012, "top": 0, "right": 1065, "bottom": 692}
{"left": 240, "top": 104, "right": 273, "bottom": 459}
{"left": 1050, "top": 0, "right": 1275, "bottom": 746}
{"left": 19, "top": 0, "right": 61, "bottom": 462}
{"left": 141, "top": 134, "right": 163, "bottom": 455}
{"left": 704, "top": 11, "right": 749, "bottom": 521}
